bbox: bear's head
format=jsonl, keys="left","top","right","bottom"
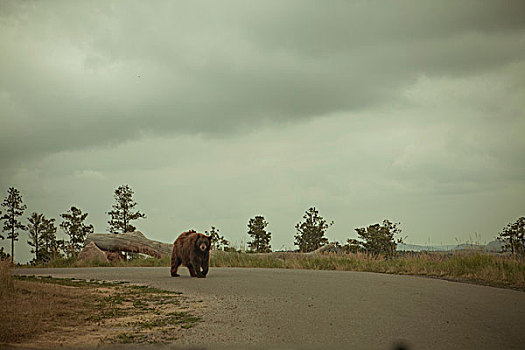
{"left": 196, "top": 234, "right": 212, "bottom": 253}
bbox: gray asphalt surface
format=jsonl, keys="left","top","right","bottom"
{"left": 13, "top": 267, "right": 525, "bottom": 349}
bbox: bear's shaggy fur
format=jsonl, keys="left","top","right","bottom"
{"left": 170, "top": 230, "right": 212, "bottom": 278}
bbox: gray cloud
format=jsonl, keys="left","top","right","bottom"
{"left": 1, "top": 0, "right": 525, "bottom": 165}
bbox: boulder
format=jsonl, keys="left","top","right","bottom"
{"left": 105, "top": 251, "right": 124, "bottom": 262}
{"left": 307, "top": 243, "right": 338, "bottom": 255}
{"left": 78, "top": 241, "right": 109, "bottom": 263}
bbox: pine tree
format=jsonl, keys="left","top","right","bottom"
{"left": 107, "top": 185, "right": 146, "bottom": 234}
{"left": 27, "top": 212, "right": 45, "bottom": 263}
{"left": 294, "top": 207, "right": 333, "bottom": 252}
{"left": 498, "top": 217, "right": 525, "bottom": 255}
{"left": 1, "top": 187, "right": 27, "bottom": 262}
{"left": 60, "top": 206, "right": 94, "bottom": 257}
{"left": 27, "top": 213, "right": 57, "bottom": 264}
{"left": 40, "top": 215, "right": 58, "bottom": 262}
{"left": 247, "top": 216, "right": 272, "bottom": 253}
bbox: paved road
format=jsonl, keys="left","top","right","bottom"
{"left": 14, "top": 267, "right": 525, "bottom": 349}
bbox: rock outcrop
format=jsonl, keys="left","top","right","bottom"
{"left": 84, "top": 231, "right": 172, "bottom": 258}
{"left": 77, "top": 241, "right": 109, "bottom": 263}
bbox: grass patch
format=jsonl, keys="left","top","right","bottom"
{"left": 135, "top": 311, "right": 200, "bottom": 330}
{"left": 28, "top": 255, "right": 171, "bottom": 268}
{"left": 15, "top": 274, "right": 127, "bottom": 288}
{"left": 1, "top": 261, "right": 100, "bottom": 344}
{"left": 1, "top": 263, "right": 202, "bottom": 347}
{"left": 23, "top": 249, "right": 525, "bottom": 290}
{"left": 115, "top": 332, "right": 142, "bottom": 344}
{"left": 210, "top": 250, "right": 525, "bottom": 290}
{"left": 127, "top": 284, "right": 182, "bottom": 294}
{"left": 0, "top": 259, "right": 13, "bottom": 299}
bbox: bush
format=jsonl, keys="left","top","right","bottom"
{"left": 498, "top": 217, "right": 525, "bottom": 255}
{"left": 351, "top": 219, "right": 404, "bottom": 258}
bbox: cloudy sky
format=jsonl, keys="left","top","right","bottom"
{"left": 1, "top": 0, "right": 524, "bottom": 263}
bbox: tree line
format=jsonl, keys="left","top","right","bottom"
{"left": 2, "top": 185, "right": 524, "bottom": 263}
{"left": 0, "top": 185, "right": 145, "bottom": 264}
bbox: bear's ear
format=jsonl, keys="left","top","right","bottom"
{"left": 206, "top": 234, "right": 213, "bottom": 241}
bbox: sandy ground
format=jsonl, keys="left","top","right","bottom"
{"left": 13, "top": 266, "right": 525, "bottom": 350}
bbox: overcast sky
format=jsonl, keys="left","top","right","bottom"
{"left": 1, "top": 0, "right": 524, "bottom": 263}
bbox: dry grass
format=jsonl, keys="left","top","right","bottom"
{"left": 210, "top": 250, "right": 525, "bottom": 290}
{"left": 23, "top": 250, "right": 525, "bottom": 290}
{"left": 32, "top": 255, "right": 171, "bottom": 268}
{"left": 0, "top": 260, "right": 202, "bottom": 347}
{"left": 0, "top": 279, "right": 97, "bottom": 344}
{"left": 0, "top": 259, "right": 13, "bottom": 298}
{"left": 0, "top": 259, "right": 97, "bottom": 344}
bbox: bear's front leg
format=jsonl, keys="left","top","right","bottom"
{"left": 195, "top": 266, "right": 205, "bottom": 278}
{"left": 200, "top": 262, "right": 209, "bottom": 277}
{"left": 187, "top": 264, "right": 198, "bottom": 277}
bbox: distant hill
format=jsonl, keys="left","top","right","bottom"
{"left": 485, "top": 240, "right": 506, "bottom": 252}
{"left": 397, "top": 240, "right": 505, "bottom": 253}
{"left": 396, "top": 243, "right": 456, "bottom": 252}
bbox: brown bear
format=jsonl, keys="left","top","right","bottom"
{"left": 170, "top": 230, "right": 212, "bottom": 278}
